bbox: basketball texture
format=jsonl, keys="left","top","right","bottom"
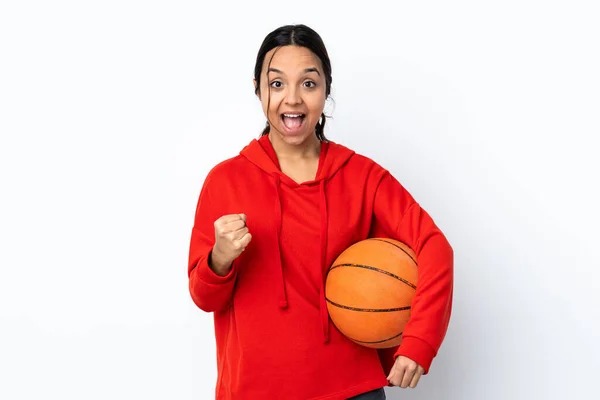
{"left": 325, "top": 238, "right": 418, "bottom": 348}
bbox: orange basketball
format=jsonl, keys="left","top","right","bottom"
{"left": 325, "top": 238, "right": 418, "bottom": 348}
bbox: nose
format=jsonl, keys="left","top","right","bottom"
{"left": 284, "top": 86, "right": 302, "bottom": 105}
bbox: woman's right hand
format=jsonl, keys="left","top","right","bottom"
{"left": 209, "top": 214, "right": 252, "bottom": 276}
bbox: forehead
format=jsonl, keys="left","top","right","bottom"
{"left": 263, "top": 45, "right": 322, "bottom": 74}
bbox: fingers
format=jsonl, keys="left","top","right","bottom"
{"left": 409, "top": 366, "right": 424, "bottom": 388}
{"left": 227, "top": 214, "right": 247, "bottom": 229}
{"left": 400, "top": 365, "right": 416, "bottom": 388}
{"left": 238, "top": 232, "right": 252, "bottom": 249}
{"left": 217, "top": 213, "right": 246, "bottom": 224}
{"left": 386, "top": 368, "right": 394, "bottom": 382}
{"left": 214, "top": 214, "right": 252, "bottom": 256}
{"left": 387, "top": 359, "right": 404, "bottom": 387}
{"left": 388, "top": 356, "right": 424, "bottom": 389}
{"left": 226, "top": 220, "right": 247, "bottom": 234}
{"left": 215, "top": 214, "right": 247, "bottom": 236}
{"left": 387, "top": 367, "right": 403, "bottom": 387}
{"left": 229, "top": 227, "right": 249, "bottom": 245}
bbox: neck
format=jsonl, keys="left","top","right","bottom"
{"left": 268, "top": 133, "right": 321, "bottom": 160}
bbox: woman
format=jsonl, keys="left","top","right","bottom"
{"left": 187, "top": 24, "right": 454, "bottom": 400}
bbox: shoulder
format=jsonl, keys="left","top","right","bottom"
{"left": 195, "top": 154, "right": 248, "bottom": 195}
{"left": 329, "top": 141, "right": 390, "bottom": 180}
{"left": 206, "top": 155, "right": 247, "bottom": 179}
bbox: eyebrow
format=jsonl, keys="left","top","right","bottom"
{"left": 268, "top": 67, "right": 321, "bottom": 76}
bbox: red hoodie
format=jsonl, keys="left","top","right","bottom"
{"left": 188, "top": 135, "right": 453, "bottom": 399}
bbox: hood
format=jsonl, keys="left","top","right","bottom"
{"left": 240, "top": 135, "right": 355, "bottom": 343}
{"left": 240, "top": 135, "right": 355, "bottom": 185}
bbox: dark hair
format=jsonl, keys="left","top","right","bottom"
{"left": 254, "top": 24, "right": 332, "bottom": 141}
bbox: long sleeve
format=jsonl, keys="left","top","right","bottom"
{"left": 187, "top": 176, "right": 238, "bottom": 313}
{"left": 370, "top": 171, "right": 454, "bottom": 374}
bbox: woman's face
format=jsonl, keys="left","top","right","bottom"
{"left": 256, "top": 45, "right": 327, "bottom": 147}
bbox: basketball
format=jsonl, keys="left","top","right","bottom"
{"left": 325, "top": 238, "right": 418, "bottom": 348}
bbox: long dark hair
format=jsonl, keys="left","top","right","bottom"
{"left": 254, "top": 24, "right": 332, "bottom": 141}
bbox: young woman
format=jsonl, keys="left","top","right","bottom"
{"left": 187, "top": 24, "right": 454, "bottom": 400}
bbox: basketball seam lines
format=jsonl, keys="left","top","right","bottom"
{"left": 325, "top": 297, "right": 411, "bottom": 312}
{"left": 329, "top": 263, "right": 417, "bottom": 290}
{"left": 367, "top": 238, "right": 418, "bottom": 266}
{"left": 347, "top": 331, "right": 403, "bottom": 344}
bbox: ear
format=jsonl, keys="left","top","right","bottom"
{"left": 253, "top": 79, "right": 261, "bottom": 99}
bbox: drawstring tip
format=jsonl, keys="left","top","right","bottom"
{"left": 279, "top": 300, "right": 288, "bottom": 309}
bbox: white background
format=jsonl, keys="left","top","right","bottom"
{"left": 1, "top": 1, "right": 599, "bottom": 399}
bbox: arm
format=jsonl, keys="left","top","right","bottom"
{"left": 370, "top": 171, "right": 454, "bottom": 374}
{"left": 187, "top": 177, "right": 238, "bottom": 313}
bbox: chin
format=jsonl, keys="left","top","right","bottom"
{"left": 274, "top": 127, "right": 315, "bottom": 146}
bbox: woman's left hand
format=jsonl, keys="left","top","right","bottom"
{"left": 386, "top": 356, "right": 425, "bottom": 388}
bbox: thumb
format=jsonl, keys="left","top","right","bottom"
{"left": 239, "top": 213, "right": 247, "bottom": 222}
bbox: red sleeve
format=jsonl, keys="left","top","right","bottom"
{"left": 370, "top": 171, "right": 454, "bottom": 374}
{"left": 187, "top": 176, "right": 238, "bottom": 313}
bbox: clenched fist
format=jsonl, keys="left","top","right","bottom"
{"left": 209, "top": 214, "right": 252, "bottom": 276}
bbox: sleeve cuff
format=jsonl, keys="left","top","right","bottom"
{"left": 394, "top": 336, "right": 436, "bottom": 374}
{"left": 194, "top": 250, "right": 237, "bottom": 285}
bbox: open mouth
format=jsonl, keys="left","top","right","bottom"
{"left": 281, "top": 113, "right": 306, "bottom": 131}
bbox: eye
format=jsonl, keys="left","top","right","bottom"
{"left": 270, "top": 81, "right": 283, "bottom": 88}
{"left": 304, "top": 81, "right": 316, "bottom": 88}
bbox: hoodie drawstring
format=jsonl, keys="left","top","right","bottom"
{"left": 273, "top": 174, "right": 288, "bottom": 309}
{"left": 318, "top": 180, "right": 330, "bottom": 343}
{"left": 272, "top": 175, "right": 330, "bottom": 343}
